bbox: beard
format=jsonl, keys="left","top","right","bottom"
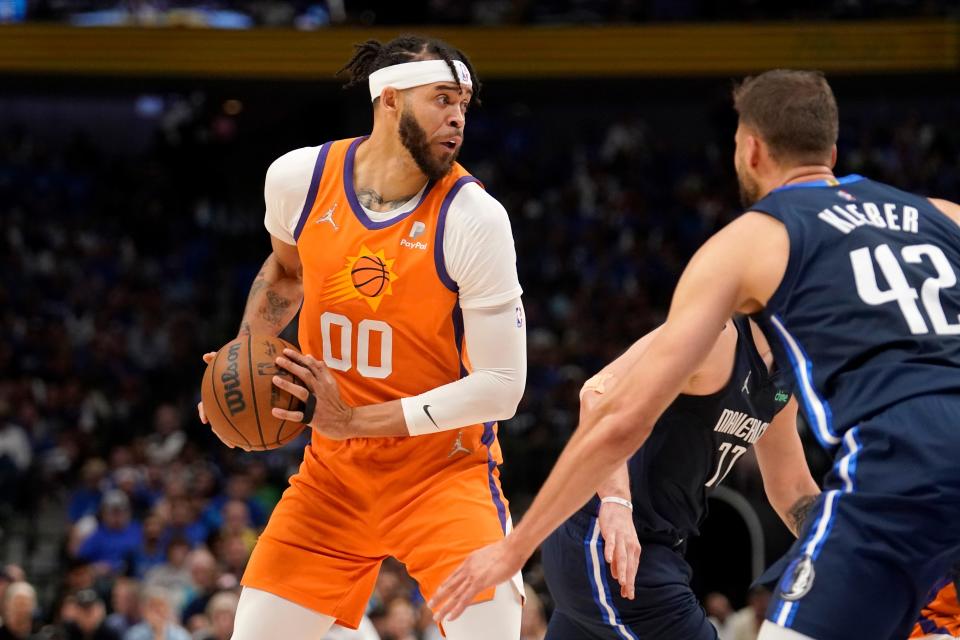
{"left": 736, "top": 160, "right": 762, "bottom": 208}
{"left": 398, "top": 110, "right": 457, "bottom": 181}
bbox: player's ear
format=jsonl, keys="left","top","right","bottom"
{"left": 380, "top": 87, "right": 401, "bottom": 113}
{"left": 829, "top": 144, "right": 838, "bottom": 169}
{"left": 746, "top": 134, "right": 763, "bottom": 170}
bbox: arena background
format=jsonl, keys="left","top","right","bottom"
{"left": 1, "top": 3, "right": 958, "bottom": 639}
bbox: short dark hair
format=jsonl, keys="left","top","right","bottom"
{"left": 337, "top": 34, "right": 481, "bottom": 105}
{"left": 733, "top": 69, "right": 838, "bottom": 164}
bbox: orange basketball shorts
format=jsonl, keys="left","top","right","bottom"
{"left": 241, "top": 423, "right": 513, "bottom": 629}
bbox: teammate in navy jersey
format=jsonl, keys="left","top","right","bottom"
{"left": 542, "top": 316, "right": 818, "bottom": 640}
{"left": 431, "top": 70, "right": 960, "bottom": 640}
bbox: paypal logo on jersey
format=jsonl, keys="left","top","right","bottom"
{"left": 401, "top": 221, "right": 429, "bottom": 250}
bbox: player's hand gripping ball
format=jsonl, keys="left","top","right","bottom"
{"left": 199, "top": 335, "right": 305, "bottom": 450}
{"left": 269, "top": 349, "right": 356, "bottom": 441}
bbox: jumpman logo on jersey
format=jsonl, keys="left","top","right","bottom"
{"left": 316, "top": 203, "right": 339, "bottom": 231}
{"left": 741, "top": 371, "right": 752, "bottom": 395}
{"left": 447, "top": 431, "right": 473, "bottom": 458}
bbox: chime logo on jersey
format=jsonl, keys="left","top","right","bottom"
{"left": 321, "top": 244, "right": 399, "bottom": 311}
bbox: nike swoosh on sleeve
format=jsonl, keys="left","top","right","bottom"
{"left": 423, "top": 405, "right": 440, "bottom": 429}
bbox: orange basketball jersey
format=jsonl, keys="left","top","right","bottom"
{"left": 291, "top": 136, "right": 506, "bottom": 493}
{"left": 294, "top": 136, "right": 473, "bottom": 405}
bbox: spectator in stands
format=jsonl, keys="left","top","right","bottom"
{"left": 180, "top": 549, "right": 218, "bottom": 624}
{"left": 193, "top": 591, "right": 237, "bottom": 640}
{"left": 68, "top": 459, "right": 108, "bottom": 523}
{"left": 520, "top": 584, "right": 547, "bottom": 640}
{"left": 245, "top": 460, "right": 281, "bottom": 516}
{"left": 75, "top": 491, "right": 142, "bottom": 576}
{"left": 214, "top": 536, "right": 248, "bottom": 584}
{"left": 728, "top": 585, "right": 771, "bottom": 640}
{"left": 0, "top": 581, "right": 36, "bottom": 640}
{"left": 0, "top": 566, "right": 25, "bottom": 616}
{"left": 111, "top": 467, "right": 152, "bottom": 520}
{"left": 202, "top": 473, "right": 265, "bottom": 531}
{"left": 144, "top": 404, "right": 186, "bottom": 467}
{"left": 160, "top": 498, "right": 207, "bottom": 549}
{"left": 104, "top": 579, "right": 140, "bottom": 638}
{"left": 61, "top": 589, "right": 120, "bottom": 640}
{"left": 379, "top": 598, "right": 417, "bottom": 640}
{"left": 123, "top": 586, "right": 189, "bottom": 640}
{"left": 0, "top": 416, "right": 30, "bottom": 522}
{"left": 367, "top": 561, "right": 408, "bottom": 614}
{"left": 217, "top": 500, "right": 256, "bottom": 553}
{"left": 142, "top": 539, "right": 192, "bottom": 613}
{"left": 705, "top": 591, "right": 735, "bottom": 639}
{"left": 131, "top": 514, "right": 166, "bottom": 578}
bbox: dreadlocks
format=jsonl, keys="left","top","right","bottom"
{"left": 337, "top": 34, "right": 482, "bottom": 105}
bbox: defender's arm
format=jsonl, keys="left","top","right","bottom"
{"left": 753, "top": 397, "right": 821, "bottom": 536}
{"left": 429, "top": 212, "right": 789, "bottom": 621}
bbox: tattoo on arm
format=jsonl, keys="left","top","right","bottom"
{"left": 260, "top": 290, "right": 293, "bottom": 328}
{"left": 787, "top": 494, "right": 819, "bottom": 537}
{"left": 238, "top": 256, "right": 301, "bottom": 336}
{"left": 247, "top": 269, "right": 268, "bottom": 301}
{"left": 356, "top": 188, "right": 415, "bottom": 212}
{"left": 238, "top": 269, "right": 268, "bottom": 336}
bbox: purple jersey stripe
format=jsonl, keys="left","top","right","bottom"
{"left": 293, "top": 142, "right": 333, "bottom": 242}
{"left": 481, "top": 421, "right": 508, "bottom": 532}
{"left": 434, "top": 175, "right": 480, "bottom": 292}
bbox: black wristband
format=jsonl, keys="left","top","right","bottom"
{"left": 302, "top": 393, "right": 317, "bottom": 424}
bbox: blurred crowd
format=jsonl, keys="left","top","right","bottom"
{"left": 2, "top": 76, "right": 960, "bottom": 638}
{"left": 5, "top": 0, "right": 959, "bottom": 27}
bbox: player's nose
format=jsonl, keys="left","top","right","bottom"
{"left": 447, "top": 107, "right": 465, "bottom": 129}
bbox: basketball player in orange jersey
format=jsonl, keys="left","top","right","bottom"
{"left": 197, "top": 35, "right": 525, "bottom": 639}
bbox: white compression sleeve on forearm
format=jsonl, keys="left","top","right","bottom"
{"left": 401, "top": 298, "right": 527, "bottom": 436}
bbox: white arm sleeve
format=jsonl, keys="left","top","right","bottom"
{"left": 263, "top": 146, "right": 320, "bottom": 245}
{"left": 401, "top": 298, "right": 527, "bottom": 436}
{"left": 443, "top": 182, "right": 523, "bottom": 308}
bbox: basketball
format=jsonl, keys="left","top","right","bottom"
{"left": 351, "top": 255, "right": 389, "bottom": 297}
{"left": 201, "top": 334, "right": 305, "bottom": 450}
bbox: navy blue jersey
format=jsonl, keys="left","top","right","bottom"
{"left": 750, "top": 175, "right": 960, "bottom": 450}
{"left": 580, "top": 316, "right": 792, "bottom": 542}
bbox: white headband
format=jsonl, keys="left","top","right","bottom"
{"left": 368, "top": 59, "right": 472, "bottom": 102}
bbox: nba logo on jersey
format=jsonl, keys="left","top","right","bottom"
{"left": 837, "top": 189, "right": 856, "bottom": 201}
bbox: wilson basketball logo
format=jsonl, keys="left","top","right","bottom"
{"left": 322, "top": 244, "right": 399, "bottom": 311}
{"left": 220, "top": 342, "right": 246, "bottom": 415}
